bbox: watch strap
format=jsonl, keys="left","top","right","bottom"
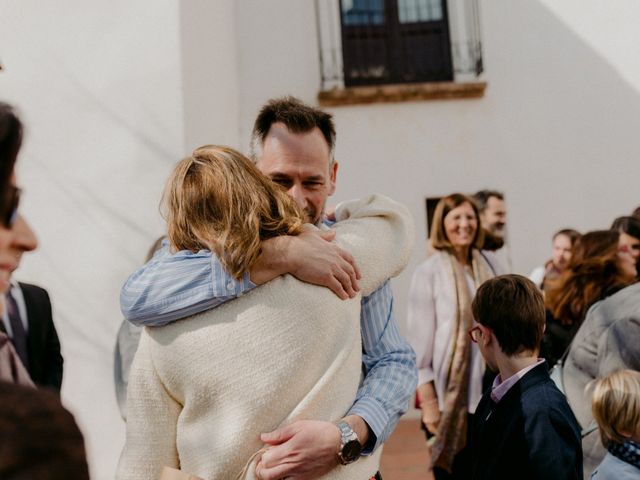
{"left": 336, "top": 421, "right": 361, "bottom": 465}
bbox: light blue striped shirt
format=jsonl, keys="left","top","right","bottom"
{"left": 120, "top": 241, "right": 417, "bottom": 452}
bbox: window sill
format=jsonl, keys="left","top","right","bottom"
{"left": 317, "top": 81, "right": 487, "bottom": 107}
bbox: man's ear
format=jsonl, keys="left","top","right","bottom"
{"left": 328, "top": 161, "right": 338, "bottom": 196}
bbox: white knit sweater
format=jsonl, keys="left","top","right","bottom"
{"left": 117, "top": 195, "right": 414, "bottom": 480}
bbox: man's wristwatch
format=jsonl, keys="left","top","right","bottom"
{"left": 336, "top": 421, "right": 362, "bottom": 465}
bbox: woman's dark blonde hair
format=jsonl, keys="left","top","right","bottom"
{"left": 164, "top": 145, "right": 304, "bottom": 279}
{"left": 591, "top": 369, "right": 640, "bottom": 447}
{"left": 545, "top": 230, "right": 634, "bottom": 326}
{"left": 430, "top": 193, "right": 484, "bottom": 251}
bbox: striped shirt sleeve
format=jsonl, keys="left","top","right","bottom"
{"left": 348, "top": 280, "right": 418, "bottom": 453}
{"left": 119, "top": 244, "right": 255, "bottom": 327}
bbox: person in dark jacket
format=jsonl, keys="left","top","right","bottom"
{"left": 6, "top": 281, "right": 63, "bottom": 391}
{"left": 465, "top": 274, "right": 583, "bottom": 480}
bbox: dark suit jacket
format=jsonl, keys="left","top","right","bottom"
{"left": 20, "top": 283, "right": 63, "bottom": 391}
{"left": 468, "top": 363, "right": 583, "bottom": 480}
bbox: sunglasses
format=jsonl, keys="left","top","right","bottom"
{"left": 0, "top": 185, "right": 21, "bottom": 228}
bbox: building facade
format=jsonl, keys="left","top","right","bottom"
{"left": 2, "top": 0, "right": 640, "bottom": 477}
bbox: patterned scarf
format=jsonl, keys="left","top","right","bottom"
{"left": 430, "top": 249, "right": 494, "bottom": 472}
{"left": 608, "top": 440, "right": 640, "bottom": 470}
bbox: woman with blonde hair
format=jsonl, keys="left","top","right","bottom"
{"left": 407, "top": 193, "right": 500, "bottom": 479}
{"left": 117, "top": 145, "right": 413, "bottom": 480}
{"left": 590, "top": 369, "right": 640, "bottom": 479}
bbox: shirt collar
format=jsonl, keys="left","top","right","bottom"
{"left": 490, "top": 358, "right": 545, "bottom": 403}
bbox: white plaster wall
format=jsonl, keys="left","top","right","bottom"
{"left": 538, "top": 0, "right": 640, "bottom": 92}
{"left": 232, "top": 0, "right": 640, "bottom": 341}
{"left": 234, "top": 0, "right": 321, "bottom": 144}
{"left": 0, "top": 1, "right": 185, "bottom": 478}
{"left": 1, "top": 0, "right": 640, "bottom": 477}
{"left": 180, "top": 0, "right": 241, "bottom": 152}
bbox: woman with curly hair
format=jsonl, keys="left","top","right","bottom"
{"left": 542, "top": 230, "right": 637, "bottom": 366}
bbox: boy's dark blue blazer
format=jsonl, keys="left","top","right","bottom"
{"left": 467, "top": 363, "right": 583, "bottom": 480}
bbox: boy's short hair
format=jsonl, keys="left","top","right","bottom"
{"left": 591, "top": 369, "right": 640, "bottom": 446}
{"left": 471, "top": 274, "right": 545, "bottom": 355}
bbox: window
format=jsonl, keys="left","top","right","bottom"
{"left": 340, "top": 0, "right": 452, "bottom": 86}
{"left": 317, "top": 0, "right": 483, "bottom": 91}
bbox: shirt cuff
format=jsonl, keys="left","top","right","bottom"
{"left": 347, "top": 397, "right": 391, "bottom": 454}
{"left": 210, "top": 270, "right": 255, "bottom": 298}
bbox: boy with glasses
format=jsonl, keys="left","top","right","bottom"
{"left": 466, "top": 274, "right": 583, "bottom": 480}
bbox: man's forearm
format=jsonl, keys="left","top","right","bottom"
{"left": 248, "top": 236, "right": 293, "bottom": 285}
{"left": 120, "top": 245, "right": 255, "bottom": 325}
{"left": 250, "top": 228, "right": 361, "bottom": 298}
{"left": 121, "top": 229, "right": 361, "bottom": 326}
{"left": 351, "top": 282, "right": 418, "bottom": 452}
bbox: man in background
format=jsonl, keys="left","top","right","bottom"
{"left": 473, "top": 189, "right": 511, "bottom": 271}
{"left": 1, "top": 216, "right": 63, "bottom": 391}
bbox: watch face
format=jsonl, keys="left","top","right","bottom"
{"left": 342, "top": 439, "right": 362, "bottom": 462}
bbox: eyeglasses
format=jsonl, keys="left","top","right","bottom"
{"left": 0, "top": 186, "right": 21, "bottom": 229}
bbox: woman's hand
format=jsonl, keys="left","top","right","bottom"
{"left": 417, "top": 382, "right": 440, "bottom": 435}
{"left": 422, "top": 402, "right": 441, "bottom": 435}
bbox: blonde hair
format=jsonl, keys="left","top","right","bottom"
{"left": 429, "top": 193, "right": 484, "bottom": 251}
{"left": 163, "top": 145, "right": 304, "bottom": 279}
{"left": 591, "top": 369, "right": 640, "bottom": 446}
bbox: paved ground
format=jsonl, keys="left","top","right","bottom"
{"left": 379, "top": 419, "right": 435, "bottom": 480}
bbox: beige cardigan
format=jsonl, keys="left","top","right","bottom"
{"left": 117, "top": 195, "right": 414, "bottom": 480}
{"left": 407, "top": 251, "right": 497, "bottom": 413}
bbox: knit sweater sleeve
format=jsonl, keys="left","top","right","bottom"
{"left": 117, "top": 330, "right": 182, "bottom": 480}
{"left": 333, "top": 194, "right": 414, "bottom": 297}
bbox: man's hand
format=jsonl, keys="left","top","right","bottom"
{"left": 255, "top": 420, "right": 340, "bottom": 480}
{"left": 324, "top": 206, "right": 336, "bottom": 222}
{"left": 250, "top": 228, "right": 362, "bottom": 300}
